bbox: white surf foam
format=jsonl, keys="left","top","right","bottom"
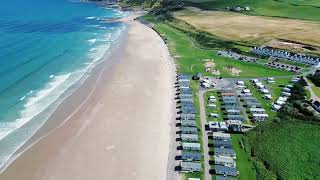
{"left": 86, "top": 16, "right": 95, "bottom": 20}
{"left": 0, "top": 74, "right": 71, "bottom": 141}
{"left": 88, "top": 38, "right": 97, "bottom": 45}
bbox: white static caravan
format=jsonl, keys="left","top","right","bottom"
{"left": 181, "top": 134, "right": 199, "bottom": 142}
{"left": 208, "top": 104, "right": 217, "bottom": 109}
{"left": 182, "top": 142, "right": 201, "bottom": 151}
{"left": 212, "top": 132, "right": 231, "bottom": 140}
{"left": 237, "top": 81, "right": 245, "bottom": 86}
{"left": 214, "top": 156, "right": 236, "bottom": 168}
{"left": 181, "top": 113, "right": 196, "bottom": 120}
{"left": 181, "top": 120, "right": 197, "bottom": 127}
{"left": 242, "top": 89, "right": 251, "bottom": 94}
{"left": 253, "top": 114, "right": 269, "bottom": 121}
{"left": 250, "top": 108, "right": 266, "bottom": 114}
{"left": 209, "top": 113, "right": 219, "bottom": 118}
{"left": 260, "top": 88, "right": 269, "bottom": 94}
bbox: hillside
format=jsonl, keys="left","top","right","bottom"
{"left": 120, "top": 0, "right": 162, "bottom": 8}
{"left": 182, "top": 0, "right": 320, "bottom": 21}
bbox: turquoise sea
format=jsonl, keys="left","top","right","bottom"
{"left": 0, "top": 0, "right": 127, "bottom": 167}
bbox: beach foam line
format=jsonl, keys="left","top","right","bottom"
{"left": 0, "top": 74, "right": 71, "bottom": 141}
{"left": 88, "top": 38, "right": 97, "bottom": 45}
{"left": 0, "top": 22, "right": 127, "bottom": 172}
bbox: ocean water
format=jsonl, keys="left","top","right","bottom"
{"left": 0, "top": 0, "right": 127, "bottom": 168}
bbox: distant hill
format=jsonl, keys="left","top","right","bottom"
{"left": 182, "top": 0, "right": 320, "bottom": 21}
{"left": 119, "top": 0, "right": 162, "bottom": 8}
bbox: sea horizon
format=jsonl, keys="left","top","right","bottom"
{"left": 0, "top": 0, "right": 127, "bottom": 169}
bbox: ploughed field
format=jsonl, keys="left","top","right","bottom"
{"left": 174, "top": 9, "right": 320, "bottom": 55}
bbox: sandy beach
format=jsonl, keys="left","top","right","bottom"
{"left": 0, "top": 14, "right": 177, "bottom": 180}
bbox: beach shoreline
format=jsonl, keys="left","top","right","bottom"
{"left": 0, "top": 13, "right": 177, "bottom": 180}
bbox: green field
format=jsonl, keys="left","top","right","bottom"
{"left": 144, "top": 16, "right": 293, "bottom": 78}
{"left": 267, "top": 77, "right": 292, "bottom": 101}
{"left": 231, "top": 134, "right": 256, "bottom": 180}
{"left": 184, "top": 0, "right": 320, "bottom": 21}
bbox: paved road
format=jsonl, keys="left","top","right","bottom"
{"left": 304, "top": 77, "right": 320, "bottom": 102}
{"left": 198, "top": 90, "right": 212, "bottom": 180}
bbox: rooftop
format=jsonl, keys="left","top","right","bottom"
{"left": 214, "top": 147, "right": 236, "bottom": 155}
{"left": 215, "top": 165, "right": 237, "bottom": 174}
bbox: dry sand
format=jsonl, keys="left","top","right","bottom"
{"left": 0, "top": 15, "right": 177, "bottom": 180}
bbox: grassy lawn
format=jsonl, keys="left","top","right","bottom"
{"left": 244, "top": 81, "right": 277, "bottom": 119}
{"left": 151, "top": 20, "right": 293, "bottom": 78}
{"left": 231, "top": 134, "right": 256, "bottom": 180}
{"left": 267, "top": 77, "right": 292, "bottom": 101}
{"left": 244, "top": 77, "right": 292, "bottom": 120}
{"left": 311, "top": 86, "right": 320, "bottom": 98}
{"left": 183, "top": 0, "right": 320, "bottom": 22}
{"left": 204, "top": 91, "right": 223, "bottom": 122}
{"left": 305, "top": 87, "right": 311, "bottom": 100}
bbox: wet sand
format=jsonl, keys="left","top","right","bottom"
{"left": 0, "top": 15, "right": 176, "bottom": 180}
